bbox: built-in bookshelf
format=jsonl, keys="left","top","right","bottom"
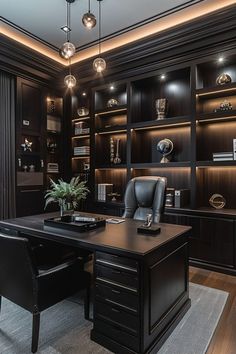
{"left": 71, "top": 51, "right": 236, "bottom": 274}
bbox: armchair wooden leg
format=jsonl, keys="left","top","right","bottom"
{"left": 84, "top": 286, "right": 90, "bottom": 321}
{"left": 31, "top": 313, "right": 40, "bottom": 353}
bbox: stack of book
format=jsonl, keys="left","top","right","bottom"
{"left": 75, "top": 122, "right": 90, "bottom": 135}
{"left": 47, "top": 163, "right": 59, "bottom": 173}
{"left": 213, "top": 152, "right": 233, "bottom": 161}
{"left": 97, "top": 183, "right": 113, "bottom": 202}
{"left": 74, "top": 146, "right": 90, "bottom": 156}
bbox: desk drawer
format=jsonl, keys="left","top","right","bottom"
{"left": 95, "top": 301, "right": 139, "bottom": 336}
{"left": 95, "top": 282, "right": 138, "bottom": 314}
{"left": 94, "top": 319, "right": 139, "bottom": 352}
{"left": 95, "top": 264, "right": 138, "bottom": 290}
{"left": 96, "top": 251, "right": 138, "bottom": 272}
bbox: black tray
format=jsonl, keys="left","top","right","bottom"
{"left": 44, "top": 214, "right": 106, "bottom": 233}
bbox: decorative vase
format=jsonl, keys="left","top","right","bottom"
{"left": 155, "top": 98, "right": 168, "bottom": 120}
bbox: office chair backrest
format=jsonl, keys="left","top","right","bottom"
{"left": 123, "top": 176, "right": 167, "bottom": 223}
{"left": 0, "top": 233, "right": 37, "bottom": 312}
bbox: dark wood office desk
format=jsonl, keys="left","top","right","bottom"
{"left": 0, "top": 213, "right": 191, "bottom": 354}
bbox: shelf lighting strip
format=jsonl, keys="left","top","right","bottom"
{"left": 196, "top": 87, "right": 236, "bottom": 97}
{"left": 72, "top": 156, "right": 90, "bottom": 159}
{"left": 95, "top": 108, "right": 127, "bottom": 116}
{"left": 97, "top": 129, "right": 127, "bottom": 135}
{"left": 72, "top": 117, "right": 90, "bottom": 122}
{"left": 72, "top": 135, "right": 90, "bottom": 139}
{"left": 133, "top": 122, "right": 190, "bottom": 131}
{"left": 196, "top": 115, "right": 236, "bottom": 123}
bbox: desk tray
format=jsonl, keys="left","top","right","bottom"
{"left": 44, "top": 214, "right": 106, "bottom": 233}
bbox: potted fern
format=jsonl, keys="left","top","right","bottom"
{"left": 45, "top": 177, "right": 89, "bottom": 217}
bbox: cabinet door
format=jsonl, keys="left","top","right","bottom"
{"left": 164, "top": 213, "right": 235, "bottom": 268}
{"left": 191, "top": 217, "right": 234, "bottom": 268}
{"left": 16, "top": 187, "right": 44, "bottom": 217}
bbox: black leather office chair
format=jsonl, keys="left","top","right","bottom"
{"left": 123, "top": 176, "right": 167, "bottom": 223}
{"left": 0, "top": 233, "right": 91, "bottom": 353}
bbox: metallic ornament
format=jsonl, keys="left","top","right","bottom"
{"left": 216, "top": 73, "right": 232, "bottom": 85}
{"left": 209, "top": 194, "right": 226, "bottom": 209}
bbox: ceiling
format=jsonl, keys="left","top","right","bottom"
{"left": 0, "top": 0, "right": 235, "bottom": 65}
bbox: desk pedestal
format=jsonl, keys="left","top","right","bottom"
{"left": 91, "top": 232, "right": 190, "bottom": 354}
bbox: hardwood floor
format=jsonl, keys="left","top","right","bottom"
{"left": 189, "top": 266, "right": 236, "bottom": 354}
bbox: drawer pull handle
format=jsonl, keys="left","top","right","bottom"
{"left": 111, "top": 308, "right": 120, "bottom": 313}
{"left": 112, "top": 270, "right": 121, "bottom": 274}
{"left": 111, "top": 289, "right": 121, "bottom": 294}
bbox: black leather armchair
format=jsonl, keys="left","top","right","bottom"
{"left": 0, "top": 233, "right": 91, "bottom": 353}
{"left": 123, "top": 176, "right": 167, "bottom": 223}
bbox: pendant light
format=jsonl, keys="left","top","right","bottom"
{"left": 64, "top": 58, "right": 76, "bottom": 88}
{"left": 93, "top": 0, "right": 106, "bottom": 73}
{"left": 82, "top": 0, "right": 97, "bottom": 29}
{"left": 59, "top": 0, "right": 75, "bottom": 60}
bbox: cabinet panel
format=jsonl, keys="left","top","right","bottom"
{"left": 164, "top": 213, "right": 235, "bottom": 268}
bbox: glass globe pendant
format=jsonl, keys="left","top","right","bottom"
{"left": 93, "top": 57, "right": 106, "bottom": 73}
{"left": 82, "top": 12, "right": 96, "bottom": 29}
{"left": 59, "top": 41, "right": 76, "bottom": 59}
{"left": 64, "top": 74, "right": 76, "bottom": 88}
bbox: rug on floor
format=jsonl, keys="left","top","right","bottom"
{"left": 0, "top": 282, "right": 228, "bottom": 354}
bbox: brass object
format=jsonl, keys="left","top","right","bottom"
{"left": 209, "top": 194, "right": 226, "bottom": 209}
{"left": 155, "top": 98, "right": 168, "bottom": 120}
{"left": 107, "top": 98, "right": 119, "bottom": 107}
{"left": 216, "top": 73, "right": 232, "bottom": 85}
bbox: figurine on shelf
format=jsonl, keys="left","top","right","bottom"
{"left": 113, "top": 139, "right": 121, "bottom": 164}
{"left": 214, "top": 100, "right": 233, "bottom": 112}
{"left": 77, "top": 107, "right": 89, "bottom": 116}
{"left": 83, "top": 162, "right": 90, "bottom": 171}
{"left": 107, "top": 192, "right": 121, "bottom": 202}
{"left": 107, "top": 98, "right": 119, "bottom": 108}
{"left": 47, "top": 139, "right": 57, "bottom": 154}
{"left": 29, "top": 165, "right": 35, "bottom": 172}
{"left": 23, "top": 165, "right": 28, "bottom": 172}
{"left": 21, "top": 138, "right": 33, "bottom": 152}
{"left": 110, "top": 137, "right": 115, "bottom": 163}
{"left": 49, "top": 100, "right": 56, "bottom": 114}
{"left": 216, "top": 73, "right": 232, "bottom": 85}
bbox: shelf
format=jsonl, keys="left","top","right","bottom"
{"left": 196, "top": 83, "right": 236, "bottom": 98}
{"left": 96, "top": 126, "right": 127, "bottom": 134}
{"left": 165, "top": 206, "right": 236, "bottom": 218}
{"left": 72, "top": 134, "right": 90, "bottom": 139}
{"left": 196, "top": 110, "right": 236, "bottom": 123}
{"left": 131, "top": 116, "right": 191, "bottom": 130}
{"left": 196, "top": 161, "right": 236, "bottom": 167}
{"left": 18, "top": 151, "right": 41, "bottom": 156}
{"left": 95, "top": 164, "right": 127, "bottom": 170}
{"left": 47, "top": 130, "right": 61, "bottom": 135}
{"left": 131, "top": 162, "right": 191, "bottom": 168}
{"left": 95, "top": 106, "right": 127, "bottom": 116}
{"left": 46, "top": 171, "right": 60, "bottom": 174}
{"left": 72, "top": 155, "right": 90, "bottom": 159}
{"left": 72, "top": 116, "right": 90, "bottom": 123}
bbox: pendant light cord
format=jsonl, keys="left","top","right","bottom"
{"left": 88, "top": 0, "right": 91, "bottom": 13}
{"left": 67, "top": 1, "right": 70, "bottom": 42}
{"left": 98, "top": 0, "right": 101, "bottom": 55}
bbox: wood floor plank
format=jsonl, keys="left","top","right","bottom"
{"left": 189, "top": 267, "right": 236, "bottom": 354}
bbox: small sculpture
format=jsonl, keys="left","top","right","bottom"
{"left": 216, "top": 73, "right": 232, "bottom": 85}
{"left": 107, "top": 98, "right": 119, "bottom": 108}
{"left": 113, "top": 139, "right": 121, "bottom": 164}
{"left": 155, "top": 98, "right": 168, "bottom": 120}
{"left": 157, "top": 138, "right": 173, "bottom": 163}
{"left": 29, "top": 165, "right": 35, "bottom": 172}
{"left": 21, "top": 138, "right": 33, "bottom": 152}
{"left": 209, "top": 194, "right": 226, "bottom": 209}
{"left": 214, "top": 100, "right": 233, "bottom": 112}
{"left": 110, "top": 137, "right": 115, "bottom": 163}
{"left": 77, "top": 107, "right": 89, "bottom": 116}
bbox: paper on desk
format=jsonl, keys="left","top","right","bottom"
{"left": 106, "top": 218, "right": 125, "bottom": 224}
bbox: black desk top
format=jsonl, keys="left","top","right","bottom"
{"left": 0, "top": 212, "right": 191, "bottom": 258}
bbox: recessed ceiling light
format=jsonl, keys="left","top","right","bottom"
{"left": 160, "top": 74, "right": 166, "bottom": 80}
{"left": 110, "top": 85, "right": 114, "bottom": 90}
{"left": 82, "top": 92, "right": 87, "bottom": 96}
{"left": 61, "top": 26, "right": 71, "bottom": 33}
{"left": 218, "top": 56, "right": 224, "bottom": 63}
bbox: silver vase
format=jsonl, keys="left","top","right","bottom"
{"left": 155, "top": 98, "right": 168, "bottom": 120}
